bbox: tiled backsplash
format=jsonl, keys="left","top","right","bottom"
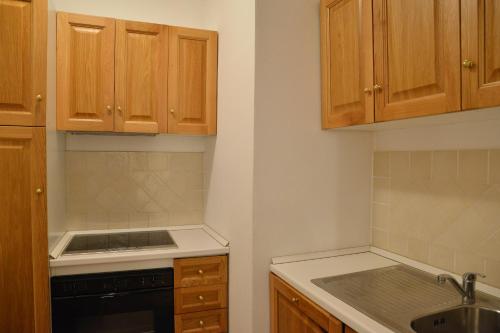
{"left": 66, "top": 152, "right": 204, "bottom": 230}
{"left": 372, "top": 150, "right": 500, "bottom": 288}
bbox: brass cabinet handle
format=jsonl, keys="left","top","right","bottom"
{"left": 373, "top": 84, "right": 383, "bottom": 92}
{"left": 363, "top": 87, "right": 373, "bottom": 94}
{"left": 169, "top": 108, "right": 175, "bottom": 115}
{"left": 291, "top": 297, "right": 299, "bottom": 303}
{"left": 36, "top": 94, "right": 43, "bottom": 102}
{"left": 199, "top": 320, "right": 204, "bottom": 327}
{"left": 198, "top": 295, "right": 204, "bottom": 301}
{"left": 117, "top": 106, "right": 122, "bottom": 113}
{"left": 462, "top": 59, "right": 474, "bottom": 69}
{"left": 106, "top": 105, "right": 112, "bottom": 113}
{"left": 35, "top": 188, "right": 43, "bottom": 194}
{"left": 198, "top": 269, "right": 204, "bottom": 275}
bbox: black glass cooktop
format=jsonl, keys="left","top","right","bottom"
{"left": 62, "top": 231, "right": 177, "bottom": 255}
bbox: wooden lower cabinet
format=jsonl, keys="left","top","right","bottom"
{"left": 270, "top": 273, "right": 354, "bottom": 333}
{"left": 0, "top": 126, "right": 49, "bottom": 333}
{"left": 174, "top": 256, "right": 228, "bottom": 333}
{"left": 175, "top": 309, "right": 228, "bottom": 333}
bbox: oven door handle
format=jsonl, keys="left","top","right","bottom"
{"left": 100, "top": 293, "right": 117, "bottom": 299}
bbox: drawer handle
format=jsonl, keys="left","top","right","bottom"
{"left": 291, "top": 297, "right": 299, "bottom": 303}
{"left": 199, "top": 320, "right": 205, "bottom": 327}
{"left": 198, "top": 269, "right": 204, "bottom": 275}
{"left": 198, "top": 295, "right": 205, "bottom": 301}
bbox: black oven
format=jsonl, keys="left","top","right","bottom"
{"left": 51, "top": 268, "right": 174, "bottom": 333}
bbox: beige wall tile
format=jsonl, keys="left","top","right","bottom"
{"left": 410, "top": 151, "right": 431, "bottom": 181}
{"left": 432, "top": 151, "right": 458, "bottom": 182}
{"left": 372, "top": 228, "right": 388, "bottom": 250}
{"left": 66, "top": 152, "right": 205, "bottom": 229}
{"left": 371, "top": 149, "right": 500, "bottom": 289}
{"left": 454, "top": 251, "right": 485, "bottom": 275}
{"left": 373, "top": 178, "right": 391, "bottom": 204}
{"left": 390, "top": 152, "right": 410, "bottom": 180}
{"left": 458, "top": 150, "right": 488, "bottom": 184}
{"left": 372, "top": 203, "right": 390, "bottom": 230}
{"left": 408, "top": 238, "right": 429, "bottom": 263}
{"left": 429, "top": 244, "right": 455, "bottom": 272}
{"left": 490, "top": 150, "right": 500, "bottom": 184}
{"left": 374, "top": 152, "right": 390, "bottom": 177}
{"left": 484, "top": 258, "right": 500, "bottom": 288}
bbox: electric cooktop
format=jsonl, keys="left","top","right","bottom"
{"left": 62, "top": 230, "right": 177, "bottom": 255}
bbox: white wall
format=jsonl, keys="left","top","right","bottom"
{"left": 253, "top": 0, "right": 373, "bottom": 331}
{"left": 374, "top": 107, "right": 500, "bottom": 151}
{"left": 47, "top": 0, "right": 67, "bottom": 251}
{"left": 203, "top": 1, "right": 256, "bottom": 332}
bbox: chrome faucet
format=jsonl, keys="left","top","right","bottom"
{"left": 437, "top": 272, "right": 486, "bottom": 305}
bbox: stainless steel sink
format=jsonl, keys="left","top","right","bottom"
{"left": 411, "top": 306, "right": 500, "bottom": 333}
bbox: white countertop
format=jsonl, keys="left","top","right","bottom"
{"left": 270, "top": 247, "right": 500, "bottom": 333}
{"left": 50, "top": 225, "right": 229, "bottom": 276}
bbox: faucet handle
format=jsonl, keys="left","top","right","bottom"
{"left": 463, "top": 272, "right": 486, "bottom": 281}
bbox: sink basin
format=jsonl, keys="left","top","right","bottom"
{"left": 411, "top": 306, "right": 500, "bottom": 333}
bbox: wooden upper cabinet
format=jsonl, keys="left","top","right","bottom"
{"left": 0, "top": 0, "right": 47, "bottom": 126}
{"left": 461, "top": 0, "right": 500, "bottom": 110}
{"left": 115, "top": 20, "right": 166, "bottom": 134}
{"left": 167, "top": 27, "right": 218, "bottom": 135}
{"left": 0, "top": 126, "right": 49, "bottom": 333}
{"left": 56, "top": 13, "right": 115, "bottom": 131}
{"left": 373, "top": 0, "right": 461, "bottom": 122}
{"left": 320, "top": 0, "right": 374, "bottom": 128}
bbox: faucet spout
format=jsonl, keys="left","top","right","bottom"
{"left": 437, "top": 272, "right": 486, "bottom": 305}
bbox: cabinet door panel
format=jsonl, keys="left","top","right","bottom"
{"left": 373, "top": 0, "right": 461, "bottom": 121}
{"left": 321, "top": 0, "right": 374, "bottom": 128}
{"left": 462, "top": 0, "right": 500, "bottom": 109}
{"left": 276, "top": 294, "right": 326, "bottom": 333}
{"left": 56, "top": 12, "right": 115, "bottom": 131}
{"left": 167, "top": 27, "right": 217, "bottom": 135}
{"left": 0, "top": 0, "right": 46, "bottom": 126}
{"left": 115, "top": 20, "right": 166, "bottom": 133}
{"left": 0, "top": 126, "right": 49, "bottom": 333}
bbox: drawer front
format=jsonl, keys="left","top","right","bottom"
{"left": 175, "top": 284, "right": 227, "bottom": 314}
{"left": 174, "top": 256, "right": 228, "bottom": 288}
{"left": 175, "top": 309, "right": 228, "bottom": 333}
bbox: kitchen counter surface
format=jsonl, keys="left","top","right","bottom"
{"left": 270, "top": 248, "right": 500, "bottom": 333}
{"left": 50, "top": 225, "right": 229, "bottom": 276}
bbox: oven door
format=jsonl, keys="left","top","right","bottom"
{"left": 51, "top": 288, "right": 174, "bottom": 333}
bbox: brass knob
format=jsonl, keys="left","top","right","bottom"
{"left": 198, "top": 295, "right": 204, "bottom": 301}
{"left": 292, "top": 297, "right": 299, "bottom": 303}
{"left": 463, "top": 59, "right": 474, "bottom": 69}
{"left": 198, "top": 269, "right": 204, "bottom": 275}
{"left": 199, "top": 320, "right": 204, "bottom": 327}
{"left": 373, "top": 84, "right": 383, "bottom": 92}
{"left": 35, "top": 188, "right": 43, "bottom": 194}
{"left": 106, "top": 105, "right": 112, "bottom": 114}
{"left": 169, "top": 109, "right": 175, "bottom": 114}
{"left": 117, "top": 106, "right": 122, "bottom": 113}
{"left": 36, "top": 94, "right": 43, "bottom": 102}
{"left": 363, "top": 87, "right": 373, "bottom": 94}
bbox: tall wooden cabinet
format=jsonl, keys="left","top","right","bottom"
{"left": 56, "top": 12, "right": 218, "bottom": 135}
{"left": 0, "top": 0, "right": 47, "bottom": 127}
{"left": 461, "top": 0, "right": 500, "bottom": 110}
{"left": 321, "top": 0, "right": 500, "bottom": 128}
{"left": 373, "top": 0, "right": 461, "bottom": 121}
{"left": 0, "top": 126, "right": 49, "bottom": 333}
{"left": 56, "top": 13, "right": 115, "bottom": 132}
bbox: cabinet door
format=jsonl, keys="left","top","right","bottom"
{"left": 167, "top": 27, "right": 217, "bottom": 135}
{"left": 461, "top": 0, "right": 500, "bottom": 109}
{"left": 320, "top": 0, "right": 374, "bottom": 128}
{"left": 373, "top": 0, "right": 461, "bottom": 121}
{"left": 0, "top": 126, "right": 49, "bottom": 333}
{"left": 0, "top": 0, "right": 46, "bottom": 126}
{"left": 270, "top": 274, "right": 331, "bottom": 333}
{"left": 115, "top": 20, "right": 166, "bottom": 134}
{"left": 56, "top": 13, "right": 115, "bottom": 131}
